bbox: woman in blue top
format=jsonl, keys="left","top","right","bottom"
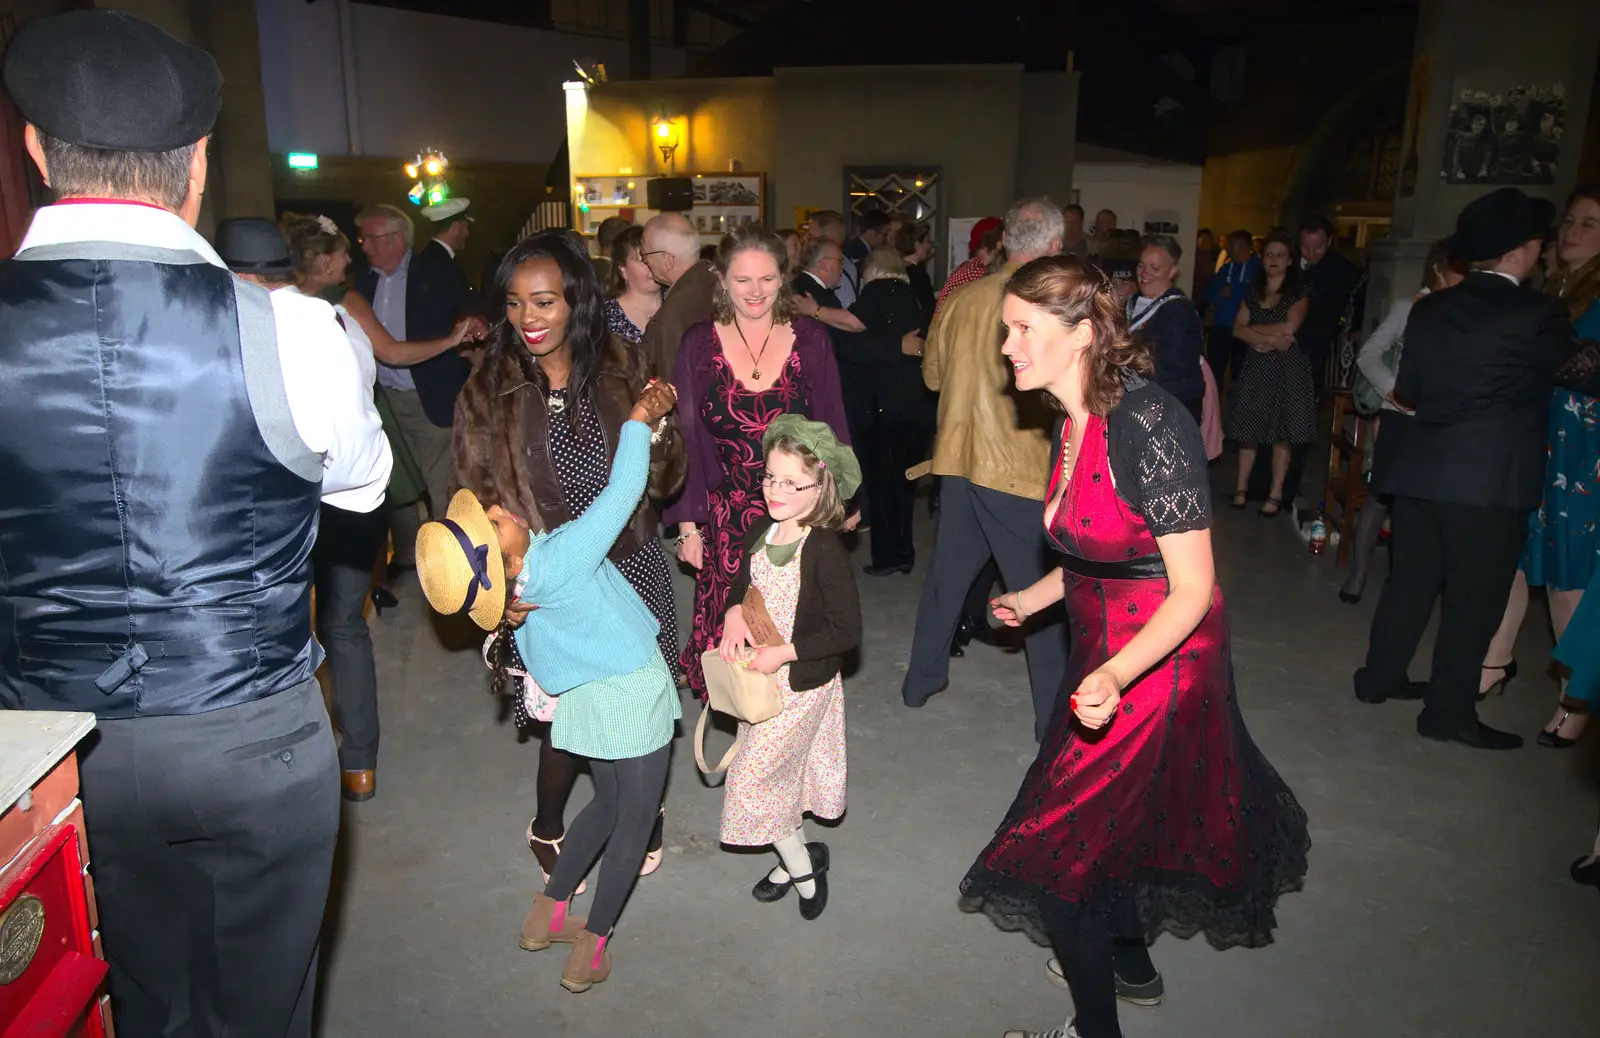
{"left": 1479, "top": 186, "right": 1600, "bottom": 746}
{"left": 417, "top": 381, "right": 680, "bottom": 996}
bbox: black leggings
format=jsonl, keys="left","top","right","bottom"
{"left": 532, "top": 733, "right": 664, "bottom": 853}
{"left": 543, "top": 744, "right": 671, "bottom": 936}
{"left": 1045, "top": 900, "right": 1157, "bottom": 1038}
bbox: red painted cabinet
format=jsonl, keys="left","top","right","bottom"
{"left": 0, "top": 714, "right": 110, "bottom": 1038}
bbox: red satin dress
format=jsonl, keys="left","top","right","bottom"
{"left": 960, "top": 412, "right": 1309, "bottom": 948}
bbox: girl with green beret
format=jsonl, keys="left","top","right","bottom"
{"left": 716, "top": 414, "right": 863, "bottom": 920}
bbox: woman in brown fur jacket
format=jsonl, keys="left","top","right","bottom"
{"left": 454, "top": 230, "right": 686, "bottom": 881}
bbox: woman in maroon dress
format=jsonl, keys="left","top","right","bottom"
{"left": 960, "top": 255, "right": 1310, "bottom": 1038}
{"left": 667, "top": 226, "right": 852, "bottom": 697}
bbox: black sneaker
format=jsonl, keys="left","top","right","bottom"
{"left": 1045, "top": 957, "right": 1165, "bottom": 1006}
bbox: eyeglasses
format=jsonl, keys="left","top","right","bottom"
{"left": 760, "top": 473, "right": 819, "bottom": 494}
{"left": 357, "top": 230, "right": 400, "bottom": 247}
{"left": 637, "top": 249, "right": 670, "bottom": 262}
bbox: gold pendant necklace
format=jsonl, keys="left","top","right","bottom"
{"left": 733, "top": 315, "right": 776, "bottom": 381}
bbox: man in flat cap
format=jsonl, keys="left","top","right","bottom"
{"left": 1355, "top": 188, "right": 1573, "bottom": 750}
{"left": 0, "top": 11, "right": 391, "bottom": 1035}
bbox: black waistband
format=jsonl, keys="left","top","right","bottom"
{"left": 1059, "top": 552, "right": 1168, "bottom": 581}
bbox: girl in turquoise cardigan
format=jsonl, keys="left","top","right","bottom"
{"left": 415, "top": 382, "right": 678, "bottom": 995}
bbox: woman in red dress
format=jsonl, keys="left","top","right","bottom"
{"left": 959, "top": 255, "right": 1310, "bottom": 1038}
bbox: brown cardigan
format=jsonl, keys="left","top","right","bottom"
{"left": 728, "top": 519, "right": 861, "bottom": 692}
{"left": 452, "top": 334, "right": 685, "bottom": 563}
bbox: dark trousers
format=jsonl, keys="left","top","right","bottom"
{"left": 1357, "top": 496, "right": 1529, "bottom": 731}
{"left": 315, "top": 502, "right": 385, "bottom": 771}
{"left": 860, "top": 418, "right": 924, "bottom": 569}
{"left": 1206, "top": 326, "right": 1244, "bottom": 388}
{"left": 77, "top": 678, "right": 340, "bottom": 1038}
{"left": 903, "top": 476, "right": 1067, "bottom": 740}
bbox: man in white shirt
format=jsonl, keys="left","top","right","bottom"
{"left": 0, "top": 12, "right": 389, "bottom": 1035}
{"left": 356, "top": 203, "right": 474, "bottom": 573}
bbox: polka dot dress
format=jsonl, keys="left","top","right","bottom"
{"left": 1226, "top": 286, "right": 1318, "bottom": 446}
{"left": 547, "top": 389, "right": 679, "bottom": 668}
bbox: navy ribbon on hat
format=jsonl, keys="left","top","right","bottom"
{"left": 441, "top": 518, "right": 494, "bottom": 610}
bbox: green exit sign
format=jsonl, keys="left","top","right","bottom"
{"left": 287, "top": 152, "right": 318, "bottom": 170}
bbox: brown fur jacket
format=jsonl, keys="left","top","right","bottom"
{"left": 452, "top": 332, "right": 686, "bottom": 564}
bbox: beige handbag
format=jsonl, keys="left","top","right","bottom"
{"left": 694, "top": 588, "right": 784, "bottom": 776}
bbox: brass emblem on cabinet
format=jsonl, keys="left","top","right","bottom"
{"left": 0, "top": 894, "right": 46, "bottom": 984}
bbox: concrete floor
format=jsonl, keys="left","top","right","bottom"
{"left": 316, "top": 488, "right": 1600, "bottom": 1038}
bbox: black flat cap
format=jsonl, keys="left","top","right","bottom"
{"left": 1448, "top": 188, "right": 1557, "bottom": 263}
{"left": 3, "top": 10, "right": 222, "bottom": 152}
{"left": 1099, "top": 256, "right": 1136, "bottom": 280}
{"left": 215, "top": 219, "right": 294, "bottom": 277}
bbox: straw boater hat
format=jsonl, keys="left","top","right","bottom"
{"left": 416, "top": 489, "right": 506, "bottom": 631}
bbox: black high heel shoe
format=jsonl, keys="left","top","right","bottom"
{"left": 1476, "top": 660, "right": 1517, "bottom": 701}
{"left": 370, "top": 586, "right": 399, "bottom": 615}
{"left": 1338, "top": 588, "right": 1362, "bottom": 605}
{"left": 1538, "top": 707, "right": 1583, "bottom": 749}
{"left": 1571, "top": 855, "right": 1600, "bottom": 888}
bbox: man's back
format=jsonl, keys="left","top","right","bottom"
{"left": 0, "top": 248, "right": 322, "bottom": 716}
{"left": 923, "top": 269, "right": 1054, "bottom": 500}
{"left": 1386, "top": 272, "right": 1573, "bottom": 508}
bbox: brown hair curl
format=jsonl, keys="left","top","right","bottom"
{"left": 1004, "top": 253, "right": 1152, "bottom": 416}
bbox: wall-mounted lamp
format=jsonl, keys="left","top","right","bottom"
{"left": 651, "top": 114, "right": 681, "bottom": 171}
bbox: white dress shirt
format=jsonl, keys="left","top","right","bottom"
{"left": 372, "top": 251, "right": 415, "bottom": 391}
{"left": 18, "top": 202, "right": 393, "bottom": 512}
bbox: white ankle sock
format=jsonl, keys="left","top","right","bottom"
{"left": 772, "top": 828, "right": 815, "bottom": 898}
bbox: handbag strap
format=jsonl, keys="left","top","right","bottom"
{"left": 693, "top": 701, "right": 746, "bottom": 778}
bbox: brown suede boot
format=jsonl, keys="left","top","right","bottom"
{"left": 559, "top": 931, "right": 612, "bottom": 993}
{"left": 519, "top": 894, "right": 586, "bottom": 952}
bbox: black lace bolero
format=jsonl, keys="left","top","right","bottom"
{"left": 1102, "top": 372, "right": 1213, "bottom": 537}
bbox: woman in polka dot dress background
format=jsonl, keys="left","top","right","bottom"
{"left": 454, "top": 230, "right": 686, "bottom": 884}
{"left": 1225, "top": 232, "right": 1315, "bottom": 518}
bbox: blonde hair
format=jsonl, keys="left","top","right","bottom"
{"left": 765, "top": 439, "right": 845, "bottom": 530}
{"left": 861, "top": 247, "right": 909, "bottom": 285}
{"left": 279, "top": 211, "right": 349, "bottom": 283}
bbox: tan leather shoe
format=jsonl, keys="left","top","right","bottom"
{"left": 341, "top": 769, "right": 375, "bottom": 802}
{"left": 560, "top": 930, "right": 611, "bottom": 993}
{"left": 519, "top": 894, "right": 586, "bottom": 952}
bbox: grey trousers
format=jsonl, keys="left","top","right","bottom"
{"left": 315, "top": 502, "right": 384, "bottom": 770}
{"left": 77, "top": 678, "right": 340, "bottom": 1038}
{"left": 903, "top": 476, "right": 1068, "bottom": 741}
{"left": 384, "top": 386, "right": 456, "bottom": 566}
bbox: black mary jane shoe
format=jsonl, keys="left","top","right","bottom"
{"left": 1259, "top": 497, "right": 1283, "bottom": 518}
{"left": 752, "top": 842, "right": 829, "bottom": 904}
{"left": 1571, "top": 855, "right": 1600, "bottom": 888}
{"left": 1338, "top": 588, "right": 1362, "bottom": 605}
{"left": 794, "top": 862, "right": 830, "bottom": 921}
